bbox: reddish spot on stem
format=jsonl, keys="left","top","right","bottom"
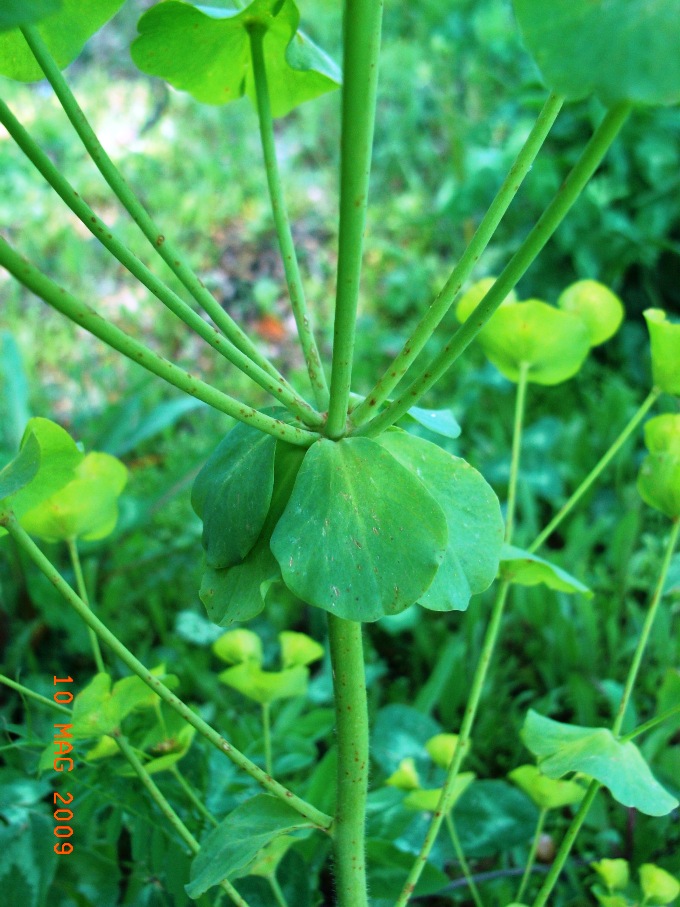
{"left": 156, "top": 234, "right": 165, "bottom": 246}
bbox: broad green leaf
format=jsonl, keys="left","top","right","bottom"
{"left": 509, "top": 764, "right": 585, "bottom": 810}
{"left": 278, "top": 631, "right": 324, "bottom": 669}
{"left": 0, "top": 418, "right": 82, "bottom": 535}
{"left": 425, "top": 734, "right": 469, "bottom": 769}
{"left": 454, "top": 779, "right": 539, "bottom": 857}
{"left": 271, "top": 437, "right": 448, "bottom": 621}
{"left": 0, "top": 0, "right": 61, "bottom": 31}
{"left": 637, "top": 454, "right": 680, "bottom": 519}
{"left": 557, "top": 280, "right": 624, "bottom": 347}
{"left": 404, "top": 773, "right": 475, "bottom": 812}
{"left": 644, "top": 415, "right": 680, "bottom": 458}
{"left": 0, "top": 0, "right": 126, "bottom": 81}
{"left": 456, "top": 277, "right": 517, "bottom": 323}
{"left": 365, "top": 840, "right": 450, "bottom": 900}
{"left": 521, "top": 711, "right": 679, "bottom": 816}
{"left": 132, "top": 0, "right": 341, "bottom": 118}
{"left": 405, "top": 406, "right": 461, "bottom": 440}
{"left": 513, "top": 0, "right": 680, "bottom": 106}
{"left": 199, "top": 442, "right": 305, "bottom": 625}
{"left": 379, "top": 431, "right": 503, "bottom": 612}
{"left": 385, "top": 757, "right": 421, "bottom": 791}
{"left": 71, "top": 674, "right": 122, "bottom": 739}
{"left": 244, "top": 835, "right": 295, "bottom": 880}
{"left": 219, "top": 663, "right": 308, "bottom": 705}
{"left": 120, "top": 724, "right": 195, "bottom": 776}
{"left": 20, "top": 450, "right": 127, "bottom": 542}
{"left": 186, "top": 795, "right": 317, "bottom": 897}
{"left": 500, "top": 545, "right": 593, "bottom": 596}
{"left": 110, "top": 667, "right": 178, "bottom": 716}
{"left": 591, "top": 859, "right": 630, "bottom": 892}
{"left": 85, "top": 735, "right": 119, "bottom": 762}
{"left": 644, "top": 310, "right": 680, "bottom": 395}
{"left": 213, "top": 629, "right": 263, "bottom": 665}
{"left": 476, "top": 299, "right": 591, "bottom": 385}
{"left": 192, "top": 423, "right": 277, "bottom": 570}
{"left": 371, "top": 705, "right": 442, "bottom": 775}
{"left": 639, "top": 864, "right": 680, "bottom": 906}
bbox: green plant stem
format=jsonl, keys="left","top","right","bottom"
{"left": 327, "top": 615, "right": 369, "bottom": 907}
{"left": 0, "top": 237, "right": 318, "bottom": 448}
{"left": 262, "top": 702, "right": 273, "bottom": 777}
{"left": 67, "top": 538, "right": 105, "bottom": 674}
{"left": 506, "top": 363, "right": 530, "bottom": 543}
{"left": 531, "top": 518, "right": 680, "bottom": 907}
{"left": 249, "top": 26, "right": 329, "bottom": 411}
{"left": 0, "top": 97, "right": 320, "bottom": 428}
{"left": 0, "top": 673, "right": 71, "bottom": 715}
{"left": 269, "top": 877, "right": 289, "bottom": 907}
{"left": 358, "top": 103, "right": 632, "bottom": 438}
{"left": 1, "top": 514, "right": 332, "bottom": 830}
{"left": 20, "top": 25, "right": 287, "bottom": 390}
{"left": 531, "top": 781, "right": 600, "bottom": 907}
{"left": 613, "top": 517, "right": 680, "bottom": 736}
{"left": 622, "top": 702, "right": 680, "bottom": 743}
{"left": 350, "top": 93, "right": 563, "bottom": 427}
{"left": 326, "top": 0, "right": 384, "bottom": 438}
{"left": 171, "top": 766, "right": 219, "bottom": 827}
{"left": 446, "top": 812, "right": 485, "bottom": 907}
{"left": 516, "top": 807, "right": 548, "bottom": 903}
{"left": 114, "top": 733, "right": 250, "bottom": 907}
{"left": 529, "top": 387, "right": 661, "bottom": 552}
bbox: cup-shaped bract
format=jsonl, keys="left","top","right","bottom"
{"left": 591, "top": 859, "right": 630, "bottom": 893}
{"left": 637, "top": 414, "right": 680, "bottom": 519}
{"left": 456, "top": 277, "right": 517, "bottom": 324}
{"left": 644, "top": 309, "right": 680, "bottom": 396}
{"left": 639, "top": 864, "right": 680, "bottom": 906}
{"left": 213, "top": 629, "right": 263, "bottom": 666}
{"left": 557, "top": 280, "right": 624, "bottom": 346}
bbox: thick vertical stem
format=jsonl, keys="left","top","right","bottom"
{"left": 249, "top": 26, "right": 330, "bottom": 411}
{"left": 328, "top": 615, "right": 369, "bottom": 907}
{"left": 326, "top": 0, "right": 384, "bottom": 437}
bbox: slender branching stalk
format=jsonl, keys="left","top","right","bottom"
{"left": 505, "top": 363, "right": 530, "bottom": 543}
{"left": 66, "top": 539, "right": 106, "bottom": 674}
{"left": 0, "top": 97, "right": 321, "bottom": 427}
{"left": 1, "top": 513, "right": 332, "bottom": 829}
{"left": 170, "top": 766, "right": 219, "bottom": 828}
{"left": 20, "top": 24, "right": 287, "bottom": 387}
{"left": 515, "top": 806, "right": 548, "bottom": 903}
{"left": 326, "top": 0, "right": 384, "bottom": 438}
{"left": 0, "top": 238, "right": 318, "bottom": 447}
{"left": 0, "top": 674, "right": 71, "bottom": 715}
{"left": 446, "top": 812, "right": 486, "bottom": 907}
{"left": 327, "top": 615, "right": 370, "bottom": 907}
{"left": 350, "top": 93, "right": 563, "bottom": 426}
{"left": 249, "top": 25, "right": 330, "bottom": 411}
{"left": 357, "top": 103, "right": 632, "bottom": 438}
{"left": 622, "top": 703, "right": 680, "bottom": 743}
{"left": 262, "top": 702, "right": 273, "bottom": 776}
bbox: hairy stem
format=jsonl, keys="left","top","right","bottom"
{"left": 0, "top": 237, "right": 318, "bottom": 447}
{"left": 67, "top": 538, "right": 105, "bottom": 674}
{"left": 326, "top": 0, "right": 384, "bottom": 437}
{"left": 351, "top": 93, "right": 563, "bottom": 426}
{"left": 358, "top": 103, "right": 632, "bottom": 437}
{"left": 2, "top": 515, "right": 332, "bottom": 829}
{"left": 529, "top": 387, "right": 660, "bottom": 552}
{"left": 249, "top": 26, "right": 329, "bottom": 411}
{"left": 0, "top": 96, "right": 320, "bottom": 427}
{"left": 328, "top": 615, "right": 369, "bottom": 907}
{"left": 20, "top": 24, "right": 287, "bottom": 387}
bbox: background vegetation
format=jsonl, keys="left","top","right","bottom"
{"left": 0, "top": 0, "right": 679, "bottom": 904}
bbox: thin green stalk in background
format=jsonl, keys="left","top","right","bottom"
{"left": 0, "top": 97, "right": 320, "bottom": 428}
{"left": 326, "top": 0, "right": 384, "bottom": 438}
{"left": 171, "top": 766, "right": 219, "bottom": 828}
{"left": 1, "top": 514, "right": 333, "bottom": 830}
{"left": 622, "top": 703, "right": 680, "bottom": 743}
{"left": 327, "top": 615, "right": 370, "bottom": 907}
{"left": 249, "top": 26, "right": 330, "bottom": 411}
{"left": 515, "top": 806, "right": 548, "bottom": 903}
{"left": 20, "top": 24, "right": 287, "bottom": 388}
{"left": 0, "top": 674, "right": 72, "bottom": 715}
{"left": 0, "top": 237, "right": 319, "bottom": 448}
{"left": 350, "top": 93, "right": 563, "bottom": 426}
{"left": 262, "top": 702, "right": 273, "bottom": 776}
{"left": 529, "top": 387, "right": 661, "bottom": 552}
{"left": 358, "top": 103, "right": 632, "bottom": 438}
{"left": 67, "top": 538, "right": 105, "bottom": 674}
{"left": 531, "top": 518, "right": 680, "bottom": 907}
{"left": 114, "top": 733, "right": 251, "bottom": 907}
{"left": 269, "top": 877, "right": 290, "bottom": 907}
{"left": 446, "top": 812, "right": 485, "bottom": 907}
{"left": 397, "top": 362, "right": 530, "bottom": 905}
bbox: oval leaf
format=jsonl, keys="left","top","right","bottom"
{"left": 644, "top": 310, "right": 680, "bottom": 396}
{"left": 219, "top": 663, "right": 309, "bottom": 705}
{"left": 0, "top": 0, "right": 126, "bottom": 82}
{"left": 278, "top": 631, "right": 324, "bottom": 668}
{"left": 644, "top": 414, "right": 680, "bottom": 458}
{"left": 500, "top": 544, "right": 593, "bottom": 596}
{"left": 379, "top": 430, "right": 504, "bottom": 612}
{"left": 213, "top": 629, "right": 263, "bottom": 666}
{"left": 0, "top": 0, "right": 61, "bottom": 32}
{"left": 513, "top": 0, "right": 680, "bottom": 107}
{"left": 186, "top": 794, "right": 317, "bottom": 897}
{"left": 521, "top": 710, "right": 679, "bottom": 817}
{"left": 639, "top": 864, "right": 680, "bottom": 906}
{"left": 637, "top": 453, "right": 680, "bottom": 519}
{"left": 405, "top": 406, "right": 462, "bottom": 440}
{"left": 271, "top": 437, "right": 448, "bottom": 621}
{"left": 132, "top": 0, "right": 341, "bottom": 118}
{"left": 557, "top": 280, "right": 624, "bottom": 347}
